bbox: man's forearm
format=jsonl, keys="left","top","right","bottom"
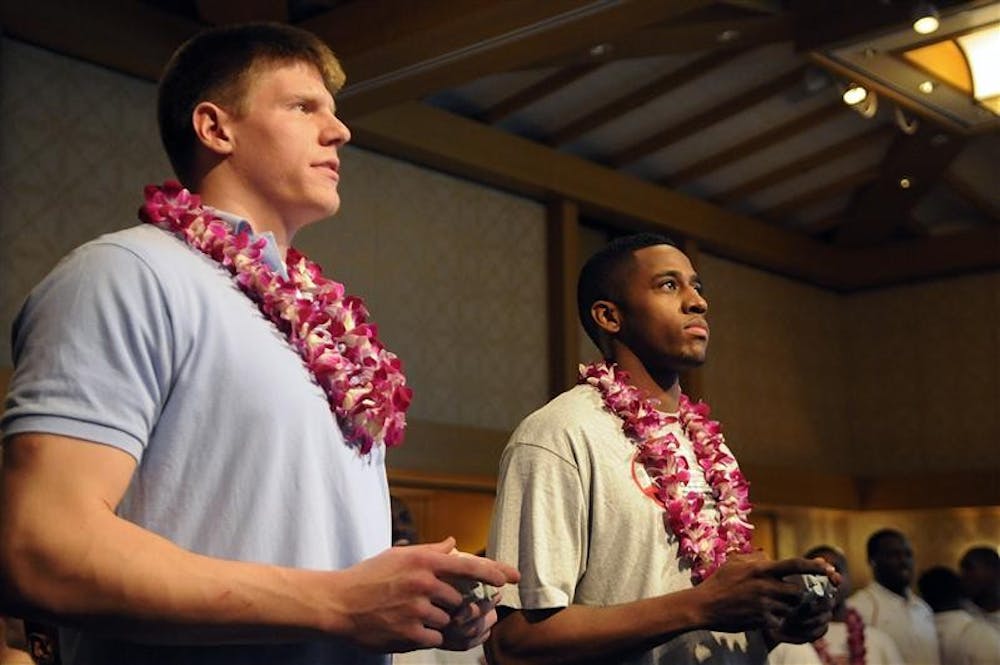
{"left": 0, "top": 503, "right": 347, "bottom": 645}
{"left": 488, "top": 588, "right": 712, "bottom": 665}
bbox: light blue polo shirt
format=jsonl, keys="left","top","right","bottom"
{"left": 2, "top": 222, "right": 392, "bottom": 665}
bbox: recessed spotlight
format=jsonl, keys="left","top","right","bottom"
{"left": 843, "top": 84, "right": 868, "bottom": 106}
{"left": 918, "top": 80, "right": 935, "bottom": 94}
{"left": 899, "top": 176, "right": 913, "bottom": 189}
{"left": 912, "top": 2, "right": 940, "bottom": 35}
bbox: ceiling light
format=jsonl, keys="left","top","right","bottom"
{"left": 912, "top": 2, "right": 940, "bottom": 35}
{"left": 843, "top": 84, "right": 868, "bottom": 105}
{"left": 841, "top": 83, "right": 879, "bottom": 118}
{"left": 899, "top": 177, "right": 913, "bottom": 189}
{"left": 956, "top": 26, "right": 1000, "bottom": 113}
{"left": 918, "top": 80, "right": 935, "bottom": 94}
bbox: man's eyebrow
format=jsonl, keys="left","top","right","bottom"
{"left": 651, "top": 269, "right": 701, "bottom": 283}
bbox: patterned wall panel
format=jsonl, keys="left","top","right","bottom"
{"left": 844, "top": 272, "right": 1000, "bottom": 475}
{"left": 697, "top": 254, "right": 854, "bottom": 473}
{"left": 0, "top": 38, "right": 172, "bottom": 364}
{"left": 299, "top": 147, "right": 548, "bottom": 432}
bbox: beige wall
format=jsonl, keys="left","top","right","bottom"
{"left": 765, "top": 504, "right": 1000, "bottom": 590}
{"left": 699, "top": 254, "right": 854, "bottom": 473}
{"left": 844, "top": 272, "right": 1000, "bottom": 475}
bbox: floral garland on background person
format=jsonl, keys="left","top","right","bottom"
{"left": 579, "top": 361, "right": 753, "bottom": 582}
{"left": 140, "top": 180, "right": 411, "bottom": 454}
{"left": 812, "top": 607, "right": 866, "bottom": 665}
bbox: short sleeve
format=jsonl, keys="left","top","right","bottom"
{"left": 487, "top": 440, "right": 588, "bottom": 610}
{"left": 2, "top": 241, "right": 175, "bottom": 461}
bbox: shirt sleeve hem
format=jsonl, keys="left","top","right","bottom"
{"left": 2, "top": 416, "right": 143, "bottom": 463}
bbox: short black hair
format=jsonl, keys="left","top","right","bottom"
{"left": 961, "top": 546, "right": 1000, "bottom": 570}
{"left": 576, "top": 232, "right": 677, "bottom": 352}
{"left": 805, "top": 544, "right": 844, "bottom": 562}
{"left": 917, "top": 566, "right": 964, "bottom": 610}
{"left": 867, "top": 528, "right": 905, "bottom": 559}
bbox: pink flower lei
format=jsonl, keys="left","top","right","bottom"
{"left": 579, "top": 361, "right": 753, "bottom": 582}
{"left": 813, "top": 607, "right": 866, "bottom": 665}
{"left": 139, "top": 181, "right": 411, "bottom": 454}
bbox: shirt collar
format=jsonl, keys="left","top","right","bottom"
{"left": 210, "top": 208, "right": 288, "bottom": 279}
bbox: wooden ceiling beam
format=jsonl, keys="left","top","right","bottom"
{"left": 760, "top": 168, "right": 880, "bottom": 221}
{"left": 714, "top": 124, "right": 894, "bottom": 205}
{"left": 351, "top": 102, "right": 842, "bottom": 287}
{"left": 802, "top": 215, "right": 847, "bottom": 236}
{"left": 544, "top": 13, "right": 792, "bottom": 63}
{"left": 301, "top": 0, "right": 715, "bottom": 119}
{"left": 610, "top": 65, "right": 806, "bottom": 167}
{"left": 195, "top": 0, "right": 288, "bottom": 24}
{"left": 545, "top": 46, "right": 749, "bottom": 147}
{"left": 351, "top": 103, "right": 999, "bottom": 289}
{"left": 0, "top": 0, "right": 202, "bottom": 82}
{"left": 943, "top": 172, "right": 1000, "bottom": 224}
{"left": 666, "top": 101, "right": 843, "bottom": 184}
{"left": 481, "top": 64, "right": 602, "bottom": 125}
{"left": 837, "top": 225, "right": 1000, "bottom": 290}
{"left": 836, "top": 126, "right": 966, "bottom": 246}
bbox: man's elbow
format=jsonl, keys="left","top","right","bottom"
{"left": 0, "top": 523, "right": 71, "bottom": 619}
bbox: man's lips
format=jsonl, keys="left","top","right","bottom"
{"left": 314, "top": 161, "right": 340, "bottom": 182}
{"left": 685, "top": 321, "right": 710, "bottom": 339}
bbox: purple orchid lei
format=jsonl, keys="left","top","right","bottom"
{"left": 140, "top": 180, "right": 411, "bottom": 454}
{"left": 580, "top": 361, "right": 754, "bottom": 581}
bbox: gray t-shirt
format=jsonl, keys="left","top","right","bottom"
{"left": 2, "top": 224, "right": 391, "bottom": 664}
{"left": 488, "top": 384, "right": 766, "bottom": 665}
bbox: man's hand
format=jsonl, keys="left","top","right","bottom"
{"left": 440, "top": 596, "right": 499, "bottom": 651}
{"left": 331, "top": 539, "right": 518, "bottom": 653}
{"left": 764, "top": 560, "right": 841, "bottom": 647}
{"left": 763, "top": 592, "right": 834, "bottom": 646}
{"left": 693, "top": 552, "right": 836, "bottom": 635}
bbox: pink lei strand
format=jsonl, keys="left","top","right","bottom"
{"left": 139, "top": 181, "right": 411, "bottom": 454}
{"left": 579, "top": 361, "right": 753, "bottom": 581}
{"left": 812, "top": 607, "right": 866, "bottom": 665}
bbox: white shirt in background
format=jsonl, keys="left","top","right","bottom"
{"left": 932, "top": 609, "right": 1000, "bottom": 665}
{"left": 767, "top": 621, "right": 904, "bottom": 665}
{"left": 847, "top": 582, "right": 940, "bottom": 665}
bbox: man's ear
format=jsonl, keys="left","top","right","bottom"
{"left": 591, "top": 300, "right": 622, "bottom": 335}
{"left": 192, "top": 101, "right": 235, "bottom": 156}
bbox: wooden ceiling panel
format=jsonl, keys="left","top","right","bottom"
{"left": 666, "top": 101, "right": 843, "bottom": 184}
{"left": 481, "top": 63, "right": 602, "bottom": 124}
{"left": 545, "top": 47, "right": 749, "bottom": 148}
{"left": 609, "top": 63, "right": 805, "bottom": 167}
{"left": 837, "top": 127, "right": 967, "bottom": 246}
{"left": 714, "top": 124, "right": 894, "bottom": 205}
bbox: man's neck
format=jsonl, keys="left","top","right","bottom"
{"left": 197, "top": 177, "right": 293, "bottom": 258}
{"left": 611, "top": 350, "right": 681, "bottom": 412}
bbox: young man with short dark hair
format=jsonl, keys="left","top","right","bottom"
{"left": 848, "top": 529, "right": 939, "bottom": 665}
{"left": 961, "top": 546, "right": 1000, "bottom": 632}
{"left": 487, "top": 233, "right": 836, "bottom": 665}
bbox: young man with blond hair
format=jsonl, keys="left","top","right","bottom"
{"left": 0, "top": 23, "right": 515, "bottom": 665}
